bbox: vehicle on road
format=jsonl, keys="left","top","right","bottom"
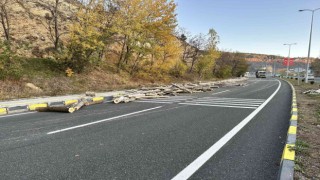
{"left": 273, "top": 74, "right": 281, "bottom": 78}
{"left": 301, "top": 74, "right": 315, "bottom": 83}
{"left": 256, "top": 70, "right": 266, "bottom": 78}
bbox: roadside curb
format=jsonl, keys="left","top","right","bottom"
{"left": 278, "top": 80, "right": 298, "bottom": 180}
{"left": 0, "top": 77, "right": 248, "bottom": 116}
{"left": 0, "top": 96, "right": 114, "bottom": 116}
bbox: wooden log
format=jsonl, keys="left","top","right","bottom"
{"left": 85, "top": 100, "right": 103, "bottom": 106}
{"left": 36, "top": 106, "right": 75, "bottom": 113}
{"left": 85, "top": 91, "right": 96, "bottom": 97}
{"left": 113, "top": 96, "right": 130, "bottom": 104}
{"left": 172, "top": 83, "right": 193, "bottom": 93}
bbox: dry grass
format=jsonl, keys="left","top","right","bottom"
{"left": 0, "top": 68, "right": 185, "bottom": 100}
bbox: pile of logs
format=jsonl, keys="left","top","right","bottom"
{"left": 35, "top": 78, "right": 248, "bottom": 112}
{"left": 36, "top": 97, "right": 104, "bottom": 113}
{"left": 112, "top": 82, "right": 221, "bottom": 104}
{"left": 303, "top": 89, "right": 320, "bottom": 95}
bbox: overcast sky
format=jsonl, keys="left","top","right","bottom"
{"left": 175, "top": 0, "right": 320, "bottom": 58}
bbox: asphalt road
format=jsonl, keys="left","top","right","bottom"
{"left": 0, "top": 78, "right": 292, "bottom": 180}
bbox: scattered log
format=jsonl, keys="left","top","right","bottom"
{"left": 37, "top": 98, "right": 87, "bottom": 113}
{"left": 172, "top": 83, "right": 193, "bottom": 93}
{"left": 36, "top": 106, "right": 72, "bottom": 113}
{"left": 85, "top": 91, "right": 96, "bottom": 97}
{"left": 72, "top": 98, "right": 87, "bottom": 111}
{"left": 113, "top": 96, "right": 132, "bottom": 104}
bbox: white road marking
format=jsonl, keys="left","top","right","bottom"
{"left": 179, "top": 103, "right": 258, "bottom": 109}
{"left": 212, "top": 90, "right": 230, "bottom": 95}
{"left": 135, "top": 101, "right": 174, "bottom": 104}
{"left": 184, "top": 102, "right": 260, "bottom": 107}
{"left": 172, "top": 80, "right": 281, "bottom": 180}
{"left": 47, "top": 106, "right": 162, "bottom": 135}
{"left": 0, "top": 112, "right": 37, "bottom": 119}
{"left": 137, "top": 99, "right": 183, "bottom": 102}
{"left": 136, "top": 96, "right": 195, "bottom": 104}
{"left": 191, "top": 99, "right": 264, "bottom": 103}
{"left": 198, "top": 97, "right": 265, "bottom": 101}
{"left": 182, "top": 97, "right": 265, "bottom": 108}
{"left": 140, "top": 97, "right": 194, "bottom": 101}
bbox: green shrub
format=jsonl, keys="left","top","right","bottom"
{"left": 0, "top": 42, "right": 23, "bottom": 80}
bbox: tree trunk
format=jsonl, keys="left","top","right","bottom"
{"left": 117, "top": 37, "right": 127, "bottom": 70}
{"left": 53, "top": 0, "right": 59, "bottom": 50}
{"left": 0, "top": 5, "right": 10, "bottom": 44}
{"left": 130, "top": 53, "right": 141, "bottom": 75}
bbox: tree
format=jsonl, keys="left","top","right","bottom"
{"left": 26, "top": 0, "right": 72, "bottom": 51}
{"left": 112, "top": 0, "right": 178, "bottom": 74}
{"left": 59, "top": 2, "right": 105, "bottom": 72}
{"left": 231, "top": 53, "right": 249, "bottom": 77}
{"left": 195, "top": 48, "right": 219, "bottom": 79}
{"left": 188, "top": 33, "right": 206, "bottom": 73}
{"left": 0, "top": 0, "right": 13, "bottom": 44}
{"left": 311, "top": 59, "right": 320, "bottom": 76}
{"left": 213, "top": 52, "right": 248, "bottom": 78}
{"left": 176, "top": 27, "right": 191, "bottom": 63}
{"left": 207, "top": 28, "right": 219, "bottom": 49}
{"left": 188, "top": 28, "right": 220, "bottom": 74}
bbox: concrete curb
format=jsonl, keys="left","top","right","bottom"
{"left": 278, "top": 80, "right": 297, "bottom": 180}
{"left": 0, "top": 96, "right": 114, "bottom": 116}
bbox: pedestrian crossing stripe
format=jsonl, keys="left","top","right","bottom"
{"left": 136, "top": 96, "right": 266, "bottom": 109}
{"left": 180, "top": 97, "right": 265, "bottom": 109}
{"left": 136, "top": 96, "right": 195, "bottom": 104}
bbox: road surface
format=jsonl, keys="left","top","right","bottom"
{"left": 0, "top": 78, "right": 292, "bottom": 180}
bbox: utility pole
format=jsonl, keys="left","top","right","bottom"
{"left": 299, "top": 8, "right": 320, "bottom": 83}
{"left": 284, "top": 43, "right": 297, "bottom": 78}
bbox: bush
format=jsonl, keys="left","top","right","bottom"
{"left": 169, "top": 61, "right": 187, "bottom": 78}
{"left": 0, "top": 42, "right": 23, "bottom": 80}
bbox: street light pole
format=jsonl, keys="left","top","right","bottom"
{"left": 284, "top": 43, "right": 297, "bottom": 78}
{"left": 299, "top": 8, "right": 320, "bottom": 83}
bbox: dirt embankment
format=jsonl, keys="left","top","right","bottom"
{"left": 287, "top": 79, "right": 320, "bottom": 179}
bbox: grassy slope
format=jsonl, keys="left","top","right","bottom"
{"left": 0, "top": 58, "right": 198, "bottom": 100}
{"left": 286, "top": 79, "right": 320, "bottom": 179}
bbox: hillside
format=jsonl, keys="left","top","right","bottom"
{"left": 0, "top": 0, "right": 79, "bottom": 57}
{"left": 0, "top": 0, "right": 276, "bottom": 100}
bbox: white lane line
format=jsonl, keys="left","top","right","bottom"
{"left": 179, "top": 103, "right": 257, "bottom": 109}
{"left": 198, "top": 97, "right": 265, "bottom": 101}
{"left": 212, "top": 90, "right": 230, "bottom": 95}
{"left": 184, "top": 102, "right": 261, "bottom": 107}
{"left": 137, "top": 99, "right": 183, "bottom": 102}
{"left": 190, "top": 99, "right": 265, "bottom": 103}
{"left": 172, "top": 80, "right": 281, "bottom": 180}
{"left": 0, "top": 112, "right": 37, "bottom": 119}
{"left": 136, "top": 101, "right": 174, "bottom": 104}
{"left": 47, "top": 106, "right": 162, "bottom": 135}
{"left": 137, "top": 98, "right": 194, "bottom": 102}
